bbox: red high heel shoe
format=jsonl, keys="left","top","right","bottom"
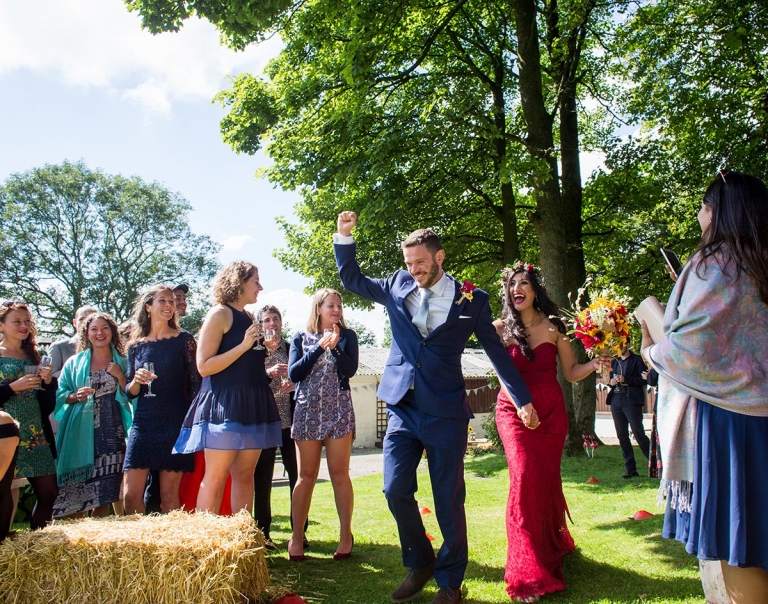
{"left": 287, "top": 539, "right": 307, "bottom": 562}
{"left": 333, "top": 535, "right": 354, "bottom": 560}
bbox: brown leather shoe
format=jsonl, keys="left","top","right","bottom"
{"left": 391, "top": 560, "right": 436, "bottom": 602}
{"left": 431, "top": 587, "right": 463, "bottom": 603}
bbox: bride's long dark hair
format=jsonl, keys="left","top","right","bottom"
{"left": 499, "top": 267, "right": 566, "bottom": 361}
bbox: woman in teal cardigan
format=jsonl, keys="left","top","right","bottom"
{"left": 53, "top": 312, "right": 133, "bottom": 518}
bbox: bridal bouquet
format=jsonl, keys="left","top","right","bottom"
{"left": 561, "top": 285, "right": 633, "bottom": 373}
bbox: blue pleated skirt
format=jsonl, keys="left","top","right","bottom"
{"left": 662, "top": 400, "right": 768, "bottom": 571}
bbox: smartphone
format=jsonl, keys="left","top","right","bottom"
{"left": 660, "top": 247, "right": 683, "bottom": 279}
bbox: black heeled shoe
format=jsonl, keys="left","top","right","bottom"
{"left": 333, "top": 535, "right": 354, "bottom": 560}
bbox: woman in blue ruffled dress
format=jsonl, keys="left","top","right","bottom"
{"left": 642, "top": 170, "right": 768, "bottom": 603}
{"left": 174, "top": 262, "right": 282, "bottom": 514}
{"left": 123, "top": 285, "right": 200, "bottom": 514}
{"left": 287, "top": 288, "right": 358, "bottom": 561}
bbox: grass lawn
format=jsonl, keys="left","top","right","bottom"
{"left": 263, "top": 446, "right": 705, "bottom": 603}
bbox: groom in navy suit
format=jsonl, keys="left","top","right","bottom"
{"left": 334, "top": 211, "right": 536, "bottom": 604}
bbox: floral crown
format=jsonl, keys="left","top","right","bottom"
{"left": 498, "top": 260, "right": 544, "bottom": 288}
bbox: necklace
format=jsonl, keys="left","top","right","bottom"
{"left": 523, "top": 315, "right": 539, "bottom": 328}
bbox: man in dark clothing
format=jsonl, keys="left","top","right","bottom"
{"left": 607, "top": 341, "right": 650, "bottom": 478}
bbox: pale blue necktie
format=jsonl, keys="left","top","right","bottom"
{"left": 412, "top": 288, "right": 434, "bottom": 337}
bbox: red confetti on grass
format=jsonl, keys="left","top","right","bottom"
{"left": 419, "top": 507, "right": 432, "bottom": 515}
{"left": 586, "top": 477, "right": 600, "bottom": 484}
{"left": 631, "top": 510, "right": 654, "bottom": 520}
{"left": 426, "top": 533, "right": 435, "bottom": 542}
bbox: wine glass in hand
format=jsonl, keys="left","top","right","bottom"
{"left": 323, "top": 328, "right": 334, "bottom": 361}
{"left": 84, "top": 376, "right": 95, "bottom": 403}
{"left": 25, "top": 364, "right": 43, "bottom": 390}
{"left": 143, "top": 362, "right": 157, "bottom": 397}
{"left": 252, "top": 318, "right": 265, "bottom": 350}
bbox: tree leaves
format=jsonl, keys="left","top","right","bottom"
{"left": 0, "top": 161, "right": 220, "bottom": 336}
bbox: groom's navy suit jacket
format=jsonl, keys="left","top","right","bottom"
{"left": 335, "top": 242, "right": 532, "bottom": 416}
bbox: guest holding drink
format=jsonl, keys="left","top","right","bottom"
{"left": 643, "top": 170, "right": 768, "bottom": 603}
{"left": 253, "top": 305, "right": 308, "bottom": 548}
{"left": 287, "top": 288, "right": 358, "bottom": 561}
{"left": 0, "top": 301, "right": 58, "bottom": 529}
{"left": 52, "top": 312, "right": 133, "bottom": 518}
{"left": 0, "top": 410, "right": 19, "bottom": 541}
{"left": 124, "top": 286, "right": 200, "bottom": 514}
{"left": 174, "top": 262, "right": 282, "bottom": 514}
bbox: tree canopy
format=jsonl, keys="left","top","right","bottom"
{"left": 0, "top": 161, "right": 221, "bottom": 336}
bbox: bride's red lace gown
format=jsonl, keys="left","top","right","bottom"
{"left": 495, "top": 342, "right": 575, "bottom": 600}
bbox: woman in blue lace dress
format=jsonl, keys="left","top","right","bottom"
{"left": 287, "top": 288, "right": 358, "bottom": 561}
{"left": 174, "top": 262, "right": 282, "bottom": 514}
{"left": 53, "top": 312, "right": 133, "bottom": 518}
{"left": 124, "top": 286, "right": 200, "bottom": 514}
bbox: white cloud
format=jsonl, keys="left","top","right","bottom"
{"left": 0, "top": 0, "right": 281, "bottom": 114}
{"left": 219, "top": 234, "right": 255, "bottom": 251}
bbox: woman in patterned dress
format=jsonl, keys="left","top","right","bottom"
{"left": 0, "top": 301, "right": 58, "bottom": 530}
{"left": 124, "top": 286, "right": 200, "bottom": 514}
{"left": 53, "top": 312, "right": 133, "bottom": 518}
{"left": 287, "top": 288, "right": 358, "bottom": 561}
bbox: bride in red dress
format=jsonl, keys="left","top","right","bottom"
{"left": 493, "top": 263, "right": 607, "bottom": 602}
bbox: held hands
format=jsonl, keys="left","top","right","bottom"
{"left": 518, "top": 403, "right": 540, "bottom": 430}
{"left": 280, "top": 379, "right": 296, "bottom": 394}
{"left": 319, "top": 324, "right": 341, "bottom": 351}
{"left": 337, "top": 211, "right": 357, "bottom": 237}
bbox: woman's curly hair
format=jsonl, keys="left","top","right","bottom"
{"left": 75, "top": 312, "right": 125, "bottom": 356}
{"left": 213, "top": 262, "right": 257, "bottom": 306}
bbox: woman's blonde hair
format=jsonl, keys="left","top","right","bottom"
{"left": 306, "top": 288, "right": 346, "bottom": 333}
{"left": 213, "top": 261, "right": 257, "bottom": 306}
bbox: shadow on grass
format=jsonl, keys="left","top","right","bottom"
{"left": 464, "top": 453, "right": 507, "bottom": 478}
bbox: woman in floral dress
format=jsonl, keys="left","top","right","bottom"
{"left": 287, "top": 288, "right": 358, "bottom": 561}
{"left": 0, "top": 301, "right": 58, "bottom": 529}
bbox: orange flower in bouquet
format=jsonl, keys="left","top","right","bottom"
{"left": 560, "top": 284, "right": 633, "bottom": 375}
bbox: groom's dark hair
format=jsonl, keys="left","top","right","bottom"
{"left": 402, "top": 229, "right": 443, "bottom": 256}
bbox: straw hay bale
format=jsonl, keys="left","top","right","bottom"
{"left": 0, "top": 510, "right": 269, "bottom": 604}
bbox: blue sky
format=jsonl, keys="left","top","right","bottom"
{"left": 0, "top": 1, "right": 386, "bottom": 339}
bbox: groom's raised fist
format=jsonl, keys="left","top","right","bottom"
{"left": 337, "top": 211, "right": 357, "bottom": 236}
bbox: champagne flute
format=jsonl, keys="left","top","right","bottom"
{"left": 25, "top": 365, "right": 43, "bottom": 390}
{"left": 143, "top": 362, "right": 156, "bottom": 397}
{"left": 252, "top": 318, "right": 265, "bottom": 350}
{"left": 264, "top": 329, "right": 277, "bottom": 350}
{"left": 323, "top": 328, "right": 334, "bottom": 361}
{"left": 37, "top": 355, "right": 53, "bottom": 390}
{"left": 84, "top": 376, "right": 94, "bottom": 403}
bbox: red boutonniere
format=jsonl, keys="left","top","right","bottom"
{"left": 456, "top": 281, "right": 477, "bottom": 305}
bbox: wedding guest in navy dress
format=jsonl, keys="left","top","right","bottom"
{"left": 643, "top": 170, "right": 768, "bottom": 603}
{"left": 174, "top": 262, "right": 282, "bottom": 514}
{"left": 123, "top": 286, "right": 200, "bottom": 514}
{"left": 287, "top": 289, "right": 358, "bottom": 561}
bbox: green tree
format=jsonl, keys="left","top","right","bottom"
{"left": 124, "top": 0, "right": 630, "bottom": 452}
{"left": 0, "top": 161, "right": 221, "bottom": 336}
{"left": 346, "top": 318, "right": 377, "bottom": 347}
